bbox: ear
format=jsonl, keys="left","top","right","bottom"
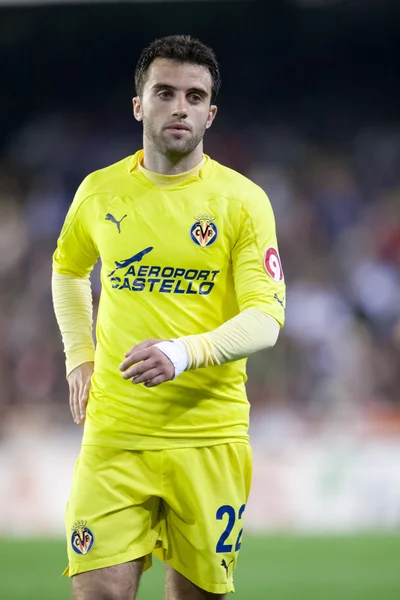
{"left": 133, "top": 97, "right": 143, "bottom": 122}
{"left": 205, "top": 104, "right": 218, "bottom": 130}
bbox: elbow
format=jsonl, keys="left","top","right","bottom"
{"left": 263, "top": 313, "right": 280, "bottom": 348}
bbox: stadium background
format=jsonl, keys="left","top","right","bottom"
{"left": 1, "top": 0, "right": 400, "bottom": 598}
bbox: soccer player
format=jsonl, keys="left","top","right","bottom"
{"left": 52, "top": 35, "right": 285, "bottom": 600}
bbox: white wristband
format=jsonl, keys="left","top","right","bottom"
{"left": 154, "top": 340, "right": 189, "bottom": 379}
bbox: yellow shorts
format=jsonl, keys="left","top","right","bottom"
{"left": 64, "top": 442, "right": 252, "bottom": 594}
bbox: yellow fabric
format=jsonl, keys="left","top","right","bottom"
{"left": 51, "top": 272, "right": 95, "bottom": 376}
{"left": 51, "top": 155, "right": 205, "bottom": 377}
{"left": 138, "top": 155, "right": 206, "bottom": 188}
{"left": 180, "top": 308, "right": 280, "bottom": 369}
{"left": 52, "top": 150, "right": 285, "bottom": 450}
{"left": 64, "top": 442, "right": 252, "bottom": 594}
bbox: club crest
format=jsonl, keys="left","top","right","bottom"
{"left": 190, "top": 213, "right": 217, "bottom": 247}
{"left": 71, "top": 520, "right": 94, "bottom": 555}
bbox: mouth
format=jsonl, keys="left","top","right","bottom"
{"left": 165, "top": 123, "right": 191, "bottom": 134}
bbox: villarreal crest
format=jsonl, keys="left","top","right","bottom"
{"left": 190, "top": 214, "right": 218, "bottom": 247}
{"left": 71, "top": 520, "right": 95, "bottom": 555}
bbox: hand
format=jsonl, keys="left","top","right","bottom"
{"left": 119, "top": 339, "right": 175, "bottom": 388}
{"left": 67, "top": 361, "right": 94, "bottom": 425}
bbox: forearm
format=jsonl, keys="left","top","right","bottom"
{"left": 179, "top": 307, "right": 279, "bottom": 368}
{"left": 51, "top": 271, "right": 95, "bottom": 377}
{"left": 156, "top": 308, "right": 280, "bottom": 375}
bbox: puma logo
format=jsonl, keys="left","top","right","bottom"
{"left": 105, "top": 213, "right": 127, "bottom": 233}
{"left": 274, "top": 293, "right": 285, "bottom": 309}
{"left": 221, "top": 558, "right": 234, "bottom": 579}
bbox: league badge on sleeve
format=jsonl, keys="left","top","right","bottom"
{"left": 71, "top": 520, "right": 95, "bottom": 555}
{"left": 191, "top": 214, "right": 218, "bottom": 247}
{"left": 264, "top": 247, "right": 284, "bottom": 282}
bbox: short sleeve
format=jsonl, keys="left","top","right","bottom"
{"left": 52, "top": 182, "right": 98, "bottom": 277}
{"left": 232, "top": 188, "right": 285, "bottom": 327}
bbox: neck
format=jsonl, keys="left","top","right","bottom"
{"left": 142, "top": 137, "right": 204, "bottom": 175}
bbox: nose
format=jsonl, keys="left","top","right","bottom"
{"left": 172, "top": 94, "right": 188, "bottom": 119}
{"left": 172, "top": 107, "right": 188, "bottom": 119}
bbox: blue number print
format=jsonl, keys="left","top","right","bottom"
{"left": 216, "top": 504, "right": 246, "bottom": 553}
{"left": 216, "top": 505, "right": 235, "bottom": 553}
{"left": 234, "top": 504, "right": 246, "bottom": 551}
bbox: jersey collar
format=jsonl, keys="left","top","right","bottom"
{"left": 126, "top": 150, "right": 213, "bottom": 190}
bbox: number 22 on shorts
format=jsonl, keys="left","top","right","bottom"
{"left": 216, "top": 504, "right": 246, "bottom": 552}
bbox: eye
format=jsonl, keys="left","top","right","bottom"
{"left": 158, "top": 91, "right": 172, "bottom": 100}
{"left": 188, "top": 94, "right": 201, "bottom": 103}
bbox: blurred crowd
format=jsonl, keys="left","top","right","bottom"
{"left": 0, "top": 109, "right": 399, "bottom": 439}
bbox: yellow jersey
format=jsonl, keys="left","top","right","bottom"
{"left": 53, "top": 151, "right": 285, "bottom": 449}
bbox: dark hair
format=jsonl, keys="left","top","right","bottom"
{"left": 135, "top": 35, "right": 221, "bottom": 103}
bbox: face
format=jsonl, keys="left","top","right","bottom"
{"left": 133, "top": 58, "right": 217, "bottom": 157}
